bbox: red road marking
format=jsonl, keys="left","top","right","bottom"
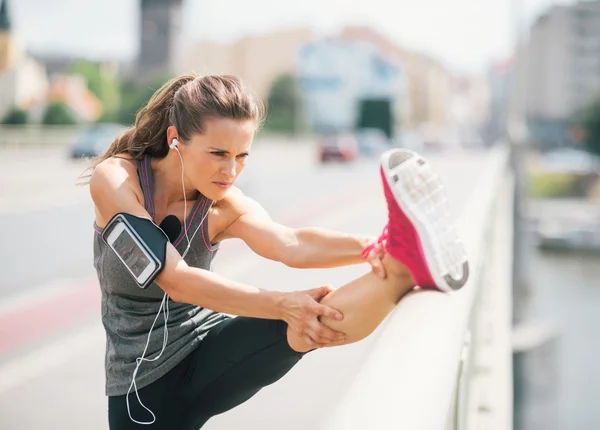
{"left": 0, "top": 281, "right": 99, "bottom": 355}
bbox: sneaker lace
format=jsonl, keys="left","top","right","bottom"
{"left": 361, "top": 225, "right": 389, "bottom": 259}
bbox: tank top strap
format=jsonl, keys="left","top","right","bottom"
{"left": 171, "top": 194, "right": 208, "bottom": 249}
{"left": 136, "top": 155, "right": 156, "bottom": 219}
{"left": 133, "top": 155, "right": 217, "bottom": 253}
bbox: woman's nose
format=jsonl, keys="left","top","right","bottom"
{"left": 221, "top": 159, "right": 236, "bottom": 177}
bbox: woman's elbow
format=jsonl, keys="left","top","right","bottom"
{"left": 280, "top": 247, "right": 309, "bottom": 269}
{"left": 166, "top": 285, "right": 186, "bottom": 303}
{"left": 155, "top": 265, "right": 187, "bottom": 303}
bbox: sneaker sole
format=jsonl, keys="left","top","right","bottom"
{"left": 381, "top": 149, "right": 469, "bottom": 292}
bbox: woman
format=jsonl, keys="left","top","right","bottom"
{"left": 87, "top": 74, "right": 468, "bottom": 429}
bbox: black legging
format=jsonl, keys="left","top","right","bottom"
{"left": 108, "top": 317, "right": 307, "bottom": 429}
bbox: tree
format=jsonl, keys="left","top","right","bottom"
{"left": 1, "top": 108, "right": 28, "bottom": 125}
{"left": 42, "top": 102, "right": 78, "bottom": 125}
{"left": 117, "top": 74, "right": 173, "bottom": 125}
{"left": 264, "top": 73, "right": 304, "bottom": 133}
{"left": 581, "top": 95, "right": 600, "bottom": 155}
{"left": 70, "top": 59, "right": 121, "bottom": 123}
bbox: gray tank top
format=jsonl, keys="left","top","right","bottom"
{"left": 93, "top": 154, "right": 230, "bottom": 397}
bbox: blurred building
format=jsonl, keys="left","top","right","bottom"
{"left": 485, "top": 58, "right": 514, "bottom": 143}
{"left": 526, "top": 0, "right": 600, "bottom": 148}
{"left": 138, "top": 0, "right": 184, "bottom": 81}
{"left": 404, "top": 53, "right": 452, "bottom": 133}
{"left": 182, "top": 28, "right": 316, "bottom": 101}
{"left": 0, "top": 0, "right": 16, "bottom": 71}
{"left": 449, "top": 75, "right": 491, "bottom": 147}
{"left": 295, "top": 37, "right": 402, "bottom": 136}
{"left": 0, "top": 0, "right": 48, "bottom": 120}
{"left": 340, "top": 26, "right": 452, "bottom": 134}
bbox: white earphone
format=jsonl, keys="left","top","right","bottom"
{"left": 127, "top": 134, "right": 214, "bottom": 425}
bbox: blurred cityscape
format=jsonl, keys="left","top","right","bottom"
{"left": 0, "top": 0, "right": 496, "bottom": 150}
{"left": 1, "top": 0, "right": 600, "bottom": 429}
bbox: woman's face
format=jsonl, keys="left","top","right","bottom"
{"left": 180, "top": 118, "right": 255, "bottom": 201}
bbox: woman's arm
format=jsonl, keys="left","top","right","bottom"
{"left": 221, "top": 192, "right": 384, "bottom": 273}
{"left": 162, "top": 249, "right": 282, "bottom": 318}
{"left": 89, "top": 160, "right": 345, "bottom": 346}
{"left": 284, "top": 227, "right": 372, "bottom": 269}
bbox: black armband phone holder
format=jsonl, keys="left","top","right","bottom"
{"left": 101, "top": 213, "right": 169, "bottom": 289}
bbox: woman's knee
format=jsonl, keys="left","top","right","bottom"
{"left": 286, "top": 325, "right": 316, "bottom": 353}
{"left": 285, "top": 317, "right": 366, "bottom": 352}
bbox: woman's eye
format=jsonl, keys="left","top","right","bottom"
{"left": 211, "top": 152, "right": 249, "bottom": 159}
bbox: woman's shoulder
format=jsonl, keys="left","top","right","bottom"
{"left": 217, "top": 187, "right": 267, "bottom": 220}
{"left": 89, "top": 154, "right": 143, "bottom": 202}
{"left": 98, "top": 152, "right": 137, "bottom": 168}
{"left": 91, "top": 154, "right": 138, "bottom": 183}
{"left": 210, "top": 187, "right": 269, "bottom": 241}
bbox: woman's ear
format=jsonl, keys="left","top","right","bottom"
{"left": 166, "top": 125, "right": 179, "bottom": 147}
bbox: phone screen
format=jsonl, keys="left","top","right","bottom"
{"left": 112, "top": 227, "right": 153, "bottom": 278}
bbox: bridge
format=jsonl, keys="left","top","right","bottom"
{"left": 0, "top": 132, "right": 529, "bottom": 429}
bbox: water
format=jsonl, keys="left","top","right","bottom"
{"left": 529, "top": 246, "right": 600, "bottom": 430}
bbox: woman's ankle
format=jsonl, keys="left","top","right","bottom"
{"left": 383, "top": 254, "right": 416, "bottom": 286}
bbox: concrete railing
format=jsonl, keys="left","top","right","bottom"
{"left": 0, "top": 125, "right": 87, "bottom": 149}
{"left": 319, "top": 144, "right": 514, "bottom": 430}
{"left": 0, "top": 125, "right": 316, "bottom": 150}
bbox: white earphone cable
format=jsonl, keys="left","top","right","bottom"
{"left": 126, "top": 142, "right": 212, "bottom": 425}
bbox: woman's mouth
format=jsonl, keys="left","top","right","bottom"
{"left": 213, "top": 182, "right": 232, "bottom": 189}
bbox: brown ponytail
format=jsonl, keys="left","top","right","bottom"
{"left": 80, "top": 73, "right": 264, "bottom": 183}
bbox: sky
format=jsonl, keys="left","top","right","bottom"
{"left": 8, "top": 0, "right": 576, "bottom": 74}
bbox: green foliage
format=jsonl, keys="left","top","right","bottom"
{"left": 70, "top": 59, "right": 121, "bottom": 122}
{"left": 117, "top": 75, "right": 174, "bottom": 126}
{"left": 264, "top": 73, "right": 304, "bottom": 132}
{"left": 42, "top": 102, "right": 78, "bottom": 125}
{"left": 1, "top": 108, "right": 29, "bottom": 125}
{"left": 528, "top": 171, "right": 577, "bottom": 198}
{"left": 580, "top": 95, "right": 600, "bottom": 155}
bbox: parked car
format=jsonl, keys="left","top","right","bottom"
{"left": 69, "top": 123, "right": 127, "bottom": 159}
{"left": 396, "top": 131, "right": 425, "bottom": 153}
{"left": 538, "top": 147, "right": 600, "bottom": 175}
{"left": 317, "top": 132, "right": 358, "bottom": 163}
{"left": 355, "top": 128, "right": 390, "bottom": 157}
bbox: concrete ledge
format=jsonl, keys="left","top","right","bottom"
{"left": 0, "top": 125, "right": 87, "bottom": 148}
{"left": 464, "top": 173, "right": 515, "bottom": 430}
{"left": 318, "top": 144, "right": 511, "bottom": 430}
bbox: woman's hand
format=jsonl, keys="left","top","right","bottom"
{"left": 362, "top": 236, "right": 387, "bottom": 279}
{"left": 280, "top": 285, "right": 346, "bottom": 348}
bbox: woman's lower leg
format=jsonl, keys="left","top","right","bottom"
{"left": 287, "top": 254, "right": 416, "bottom": 352}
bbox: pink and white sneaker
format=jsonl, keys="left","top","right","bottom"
{"left": 363, "top": 149, "right": 469, "bottom": 292}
